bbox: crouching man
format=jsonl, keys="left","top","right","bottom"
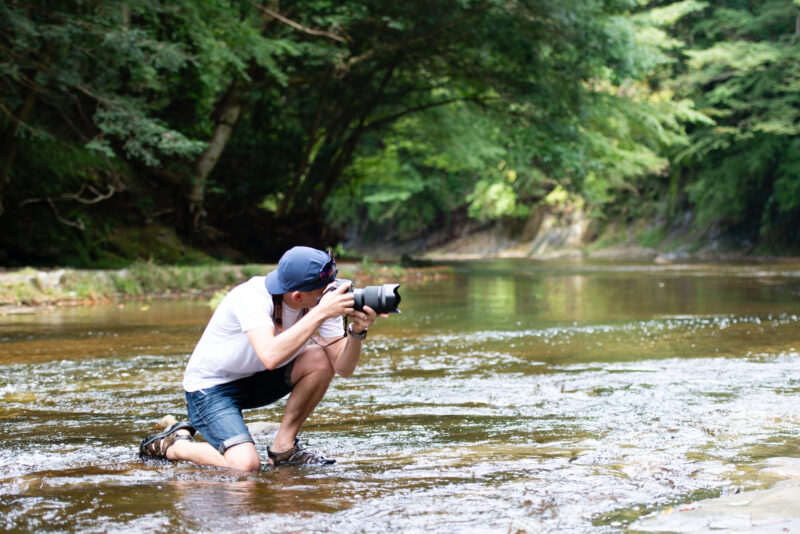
{"left": 139, "top": 246, "right": 381, "bottom": 470}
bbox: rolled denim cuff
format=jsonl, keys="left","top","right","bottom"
{"left": 219, "top": 433, "right": 254, "bottom": 454}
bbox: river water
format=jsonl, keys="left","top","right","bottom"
{"left": 1, "top": 259, "right": 800, "bottom": 533}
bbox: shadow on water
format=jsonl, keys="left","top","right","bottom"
{"left": 2, "top": 259, "right": 800, "bottom": 532}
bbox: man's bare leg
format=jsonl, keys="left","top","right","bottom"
{"left": 271, "top": 347, "right": 335, "bottom": 453}
{"left": 166, "top": 433, "right": 262, "bottom": 472}
{"left": 159, "top": 347, "right": 334, "bottom": 471}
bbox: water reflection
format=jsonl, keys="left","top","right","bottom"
{"left": 0, "top": 301, "right": 210, "bottom": 364}
{"left": 1, "top": 260, "right": 800, "bottom": 532}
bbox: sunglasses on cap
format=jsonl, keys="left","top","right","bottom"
{"left": 319, "top": 251, "right": 338, "bottom": 285}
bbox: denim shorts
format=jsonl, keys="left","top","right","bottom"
{"left": 185, "top": 361, "right": 295, "bottom": 454}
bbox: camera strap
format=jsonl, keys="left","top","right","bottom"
{"left": 272, "top": 293, "right": 347, "bottom": 347}
{"left": 271, "top": 293, "right": 307, "bottom": 334}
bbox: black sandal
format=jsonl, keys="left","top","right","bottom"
{"left": 139, "top": 421, "right": 196, "bottom": 461}
{"left": 267, "top": 439, "right": 335, "bottom": 466}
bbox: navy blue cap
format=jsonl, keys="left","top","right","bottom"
{"left": 265, "top": 246, "right": 337, "bottom": 294}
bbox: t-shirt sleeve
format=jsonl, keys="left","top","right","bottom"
{"left": 317, "top": 315, "right": 345, "bottom": 338}
{"left": 234, "top": 287, "right": 274, "bottom": 333}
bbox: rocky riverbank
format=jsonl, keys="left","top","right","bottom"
{"left": 0, "top": 261, "right": 453, "bottom": 315}
{"left": 354, "top": 204, "right": 799, "bottom": 263}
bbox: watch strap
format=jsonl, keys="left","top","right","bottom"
{"left": 347, "top": 323, "right": 367, "bottom": 340}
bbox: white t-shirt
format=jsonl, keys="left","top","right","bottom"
{"left": 183, "top": 276, "right": 344, "bottom": 392}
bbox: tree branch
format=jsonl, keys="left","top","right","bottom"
{"left": 20, "top": 182, "right": 116, "bottom": 208}
{"left": 47, "top": 197, "right": 85, "bottom": 230}
{"left": 311, "top": 62, "right": 400, "bottom": 209}
{"left": 789, "top": 14, "right": 800, "bottom": 46}
{"left": 64, "top": 183, "right": 116, "bottom": 204}
{"left": 343, "top": 1, "right": 490, "bottom": 70}
{"left": 364, "top": 95, "right": 493, "bottom": 131}
{"left": 0, "top": 102, "right": 25, "bottom": 128}
{"left": 248, "top": 1, "right": 348, "bottom": 43}
{"left": 278, "top": 68, "right": 333, "bottom": 217}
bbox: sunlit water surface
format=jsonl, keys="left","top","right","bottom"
{"left": 1, "top": 260, "right": 800, "bottom": 532}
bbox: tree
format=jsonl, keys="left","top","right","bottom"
{"left": 320, "top": 0, "right": 700, "bottom": 241}
{"left": 661, "top": 0, "right": 800, "bottom": 247}
{"left": 8, "top": 0, "right": 790, "bottom": 265}
{"left": 0, "top": 0, "right": 291, "bottom": 262}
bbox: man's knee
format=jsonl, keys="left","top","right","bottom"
{"left": 224, "top": 443, "right": 261, "bottom": 472}
{"left": 296, "top": 346, "right": 335, "bottom": 379}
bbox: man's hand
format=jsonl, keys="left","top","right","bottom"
{"left": 320, "top": 285, "right": 390, "bottom": 378}
{"left": 316, "top": 281, "right": 355, "bottom": 319}
{"left": 347, "top": 305, "right": 388, "bottom": 334}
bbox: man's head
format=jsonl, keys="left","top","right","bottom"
{"left": 265, "top": 246, "right": 337, "bottom": 295}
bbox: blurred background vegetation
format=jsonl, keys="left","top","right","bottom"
{"left": 1, "top": 0, "right": 798, "bottom": 266}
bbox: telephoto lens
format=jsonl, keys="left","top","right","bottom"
{"left": 352, "top": 284, "right": 401, "bottom": 314}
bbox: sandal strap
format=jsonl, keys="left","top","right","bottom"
{"left": 142, "top": 437, "right": 168, "bottom": 459}
{"left": 169, "top": 433, "right": 192, "bottom": 448}
{"left": 140, "top": 422, "right": 195, "bottom": 460}
{"left": 268, "top": 439, "right": 335, "bottom": 466}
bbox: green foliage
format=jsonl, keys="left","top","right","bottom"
{"left": 0, "top": 0, "right": 303, "bottom": 263}
{"left": 326, "top": 103, "right": 504, "bottom": 237}
{"left": 93, "top": 105, "right": 205, "bottom": 167}
{"left": 321, "top": 0, "right": 702, "bottom": 238}
{"left": 207, "top": 289, "right": 228, "bottom": 310}
{"left": 664, "top": 0, "right": 800, "bottom": 240}
{"left": 0, "top": 263, "right": 265, "bottom": 307}
{"left": 115, "top": 262, "right": 242, "bottom": 295}
{"left": 2, "top": 0, "right": 799, "bottom": 264}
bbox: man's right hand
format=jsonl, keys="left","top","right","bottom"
{"left": 316, "top": 281, "right": 354, "bottom": 319}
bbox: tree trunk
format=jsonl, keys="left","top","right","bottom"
{"left": 308, "top": 62, "right": 399, "bottom": 212}
{"left": 277, "top": 68, "right": 333, "bottom": 218}
{"left": 187, "top": 0, "right": 281, "bottom": 233}
{"left": 189, "top": 80, "right": 244, "bottom": 233}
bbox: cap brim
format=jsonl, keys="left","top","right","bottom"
{"left": 294, "top": 279, "right": 330, "bottom": 292}
{"left": 264, "top": 270, "right": 287, "bottom": 294}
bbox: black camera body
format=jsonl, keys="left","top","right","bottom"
{"left": 323, "top": 279, "right": 401, "bottom": 314}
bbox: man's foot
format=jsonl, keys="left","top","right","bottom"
{"left": 139, "top": 421, "right": 196, "bottom": 461}
{"left": 267, "top": 439, "right": 335, "bottom": 466}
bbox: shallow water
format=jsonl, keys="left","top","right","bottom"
{"left": 1, "top": 260, "right": 800, "bottom": 533}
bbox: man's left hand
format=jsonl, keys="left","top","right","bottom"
{"left": 347, "top": 306, "right": 387, "bottom": 334}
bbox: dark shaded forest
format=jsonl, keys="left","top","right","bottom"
{"left": 1, "top": 0, "right": 798, "bottom": 266}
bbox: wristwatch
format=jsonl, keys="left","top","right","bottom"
{"left": 347, "top": 323, "right": 367, "bottom": 340}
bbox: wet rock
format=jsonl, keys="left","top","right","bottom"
{"left": 157, "top": 415, "right": 178, "bottom": 430}
{"left": 633, "top": 459, "right": 800, "bottom": 532}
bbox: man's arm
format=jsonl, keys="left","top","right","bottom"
{"left": 318, "top": 305, "right": 380, "bottom": 378}
{"left": 247, "top": 285, "right": 354, "bottom": 370}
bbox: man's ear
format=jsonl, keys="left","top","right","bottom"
{"left": 290, "top": 291, "right": 304, "bottom": 304}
